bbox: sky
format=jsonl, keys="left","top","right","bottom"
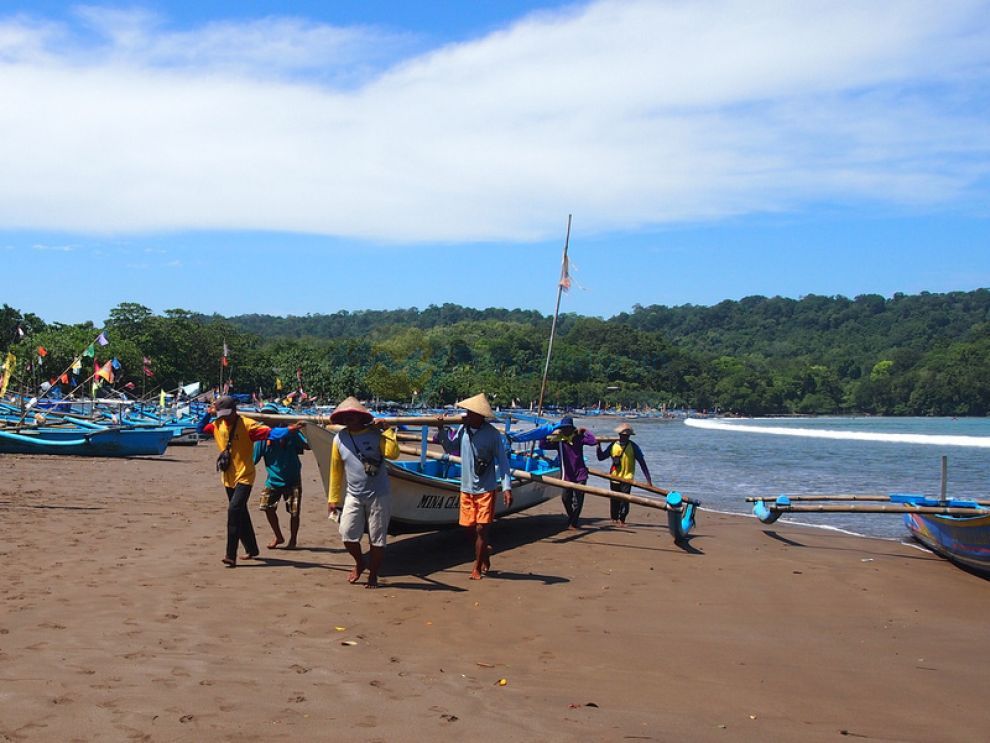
{"left": 1, "top": 0, "right": 988, "bottom": 326}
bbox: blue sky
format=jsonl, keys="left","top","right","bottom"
{"left": 1, "top": 0, "right": 988, "bottom": 325}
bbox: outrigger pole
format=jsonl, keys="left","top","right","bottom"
{"left": 536, "top": 214, "right": 572, "bottom": 417}
{"left": 394, "top": 443, "right": 697, "bottom": 544}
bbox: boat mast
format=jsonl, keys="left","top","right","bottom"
{"left": 536, "top": 214, "right": 572, "bottom": 417}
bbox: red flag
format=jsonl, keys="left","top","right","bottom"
{"left": 59, "top": 373, "right": 69, "bottom": 384}
{"left": 143, "top": 366, "right": 154, "bottom": 378}
{"left": 37, "top": 346, "right": 47, "bottom": 357}
{"left": 123, "top": 382, "right": 136, "bottom": 390}
{"left": 222, "top": 356, "right": 229, "bottom": 367}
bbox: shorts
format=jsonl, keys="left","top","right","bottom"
{"left": 259, "top": 484, "right": 302, "bottom": 516}
{"left": 339, "top": 493, "right": 391, "bottom": 548}
{"left": 459, "top": 491, "right": 495, "bottom": 527}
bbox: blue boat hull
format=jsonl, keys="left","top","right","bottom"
{"left": 905, "top": 512, "right": 990, "bottom": 576}
{"left": 0, "top": 427, "right": 173, "bottom": 457}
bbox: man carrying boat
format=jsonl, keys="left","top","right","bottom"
{"left": 511, "top": 416, "right": 596, "bottom": 529}
{"left": 197, "top": 395, "right": 303, "bottom": 567}
{"left": 254, "top": 403, "right": 309, "bottom": 550}
{"left": 326, "top": 397, "right": 399, "bottom": 589}
{"left": 437, "top": 393, "right": 513, "bottom": 580}
{"left": 596, "top": 423, "right": 652, "bottom": 526}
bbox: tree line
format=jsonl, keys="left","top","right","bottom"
{"left": 2, "top": 289, "right": 988, "bottom": 415}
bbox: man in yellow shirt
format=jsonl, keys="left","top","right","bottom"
{"left": 596, "top": 423, "right": 652, "bottom": 525}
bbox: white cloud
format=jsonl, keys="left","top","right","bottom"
{"left": 0, "top": 0, "right": 987, "bottom": 242}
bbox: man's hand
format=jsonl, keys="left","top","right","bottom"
{"left": 288, "top": 422, "right": 304, "bottom": 432}
{"left": 503, "top": 490, "right": 513, "bottom": 507}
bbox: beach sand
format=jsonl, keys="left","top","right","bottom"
{"left": 1, "top": 443, "right": 988, "bottom": 742}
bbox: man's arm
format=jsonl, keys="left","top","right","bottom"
{"left": 633, "top": 443, "right": 652, "bottom": 485}
{"left": 494, "top": 431, "right": 513, "bottom": 505}
{"left": 327, "top": 437, "right": 345, "bottom": 511}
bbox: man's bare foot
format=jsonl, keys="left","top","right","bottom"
{"left": 241, "top": 552, "right": 260, "bottom": 560}
{"left": 469, "top": 568, "right": 484, "bottom": 580}
{"left": 365, "top": 574, "right": 379, "bottom": 589}
{"left": 348, "top": 561, "right": 365, "bottom": 584}
{"left": 222, "top": 557, "right": 236, "bottom": 567}
{"left": 285, "top": 540, "right": 297, "bottom": 550}
{"left": 267, "top": 536, "right": 284, "bottom": 549}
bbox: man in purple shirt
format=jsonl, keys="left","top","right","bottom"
{"left": 513, "top": 416, "right": 597, "bottom": 529}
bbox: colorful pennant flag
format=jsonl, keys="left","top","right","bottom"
{"left": 96, "top": 360, "right": 114, "bottom": 383}
{"left": 159, "top": 389, "right": 166, "bottom": 408}
{"left": 37, "top": 346, "right": 47, "bottom": 357}
{"left": 71, "top": 356, "right": 82, "bottom": 374}
{"left": 59, "top": 373, "right": 69, "bottom": 384}
{"left": 143, "top": 356, "right": 152, "bottom": 365}
{"left": 144, "top": 366, "right": 155, "bottom": 378}
{"left": 96, "top": 331, "right": 109, "bottom": 346}
{"left": 111, "top": 357, "right": 121, "bottom": 370}
{"left": 82, "top": 344, "right": 95, "bottom": 358}
{"left": 559, "top": 250, "right": 571, "bottom": 293}
{"left": 15, "top": 325, "right": 24, "bottom": 339}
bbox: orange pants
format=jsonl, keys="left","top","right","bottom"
{"left": 459, "top": 491, "right": 495, "bottom": 526}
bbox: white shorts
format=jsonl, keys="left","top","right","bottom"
{"left": 339, "top": 493, "right": 390, "bottom": 548}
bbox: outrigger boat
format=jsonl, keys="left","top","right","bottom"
{"left": 246, "top": 410, "right": 699, "bottom": 543}
{"left": 747, "top": 472, "right": 990, "bottom": 577}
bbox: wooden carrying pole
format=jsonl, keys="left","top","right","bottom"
{"left": 243, "top": 411, "right": 468, "bottom": 428}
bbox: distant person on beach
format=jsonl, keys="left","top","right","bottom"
{"left": 326, "top": 397, "right": 399, "bottom": 589}
{"left": 254, "top": 403, "right": 309, "bottom": 550}
{"left": 596, "top": 423, "right": 652, "bottom": 525}
{"left": 197, "top": 395, "right": 303, "bottom": 567}
{"left": 438, "top": 393, "right": 513, "bottom": 580}
{"left": 511, "top": 416, "right": 596, "bottom": 529}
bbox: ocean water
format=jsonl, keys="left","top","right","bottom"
{"left": 574, "top": 416, "right": 990, "bottom": 540}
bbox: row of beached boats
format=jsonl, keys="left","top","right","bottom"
{"left": 2, "top": 394, "right": 986, "bottom": 577}
{"left": 0, "top": 397, "right": 200, "bottom": 456}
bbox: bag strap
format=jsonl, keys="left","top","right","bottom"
{"left": 224, "top": 416, "right": 238, "bottom": 455}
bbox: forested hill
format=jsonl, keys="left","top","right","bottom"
{"left": 4, "top": 289, "right": 989, "bottom": 415}
{"left": 223, "top": 291, "right": 990, "bottom": 357}
{"left": 616, "top": 290, "right": 990, "bottom": 358}
{"left": 224, "top": 305, "right": 548, "bottom": 339}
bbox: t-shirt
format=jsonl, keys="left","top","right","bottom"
{"left": 328, "top": 427, "right": 399, "bottom": 506}
{"left": 255, "top": 429, "right": 308, "bottom": 488}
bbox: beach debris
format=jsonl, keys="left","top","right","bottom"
{"left": 749, "top": 714, "right": 757, "bottom": 719}
{"left": 497, "top": 678, "right": 508, "bottom": 686}
{"left": 476, "top": 662, "right": 495, "bottom": 668}
{"left": 340, "top": 640, "right": 358, "bottom": 646}
{"left": 441, "top": 713, "right": 458, "bottom": 723}
{"left": 334, "top": 626, "right": 347, "bottom": 632}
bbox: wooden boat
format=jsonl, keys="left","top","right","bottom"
{"left": 248, "top": 410, "right": 697, "bottom": 542}
{"left": 904, "top": 511, "right": 990, "bottom": 576}
{"left": 0, "top": 425, "right": 173, "bottom": 456}
{"left": 303, "top": 421, "right": 561, "bottom": 534}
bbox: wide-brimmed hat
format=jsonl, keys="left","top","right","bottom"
{"left": 215, "top": 395, "right": 237, "bottom": 418}
{"left": 260, "top": 402, "right": 280, "bottom": 414}
{"left": 615, "top": 423, "right": 635, "bottom": 435}
{"left": 557, "top": 416, "right": 575, "bottom": 430}
{"left": 456, "top": 393, "right": 494, "bottom": 419}
{"left": 330, "top": 396, "right": 374, "bottom": 425}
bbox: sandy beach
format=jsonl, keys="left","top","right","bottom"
{"left": 2, "top": 442, "right": 988, "bottom": 742}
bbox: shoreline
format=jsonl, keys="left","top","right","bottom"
{"left": 2, "top": 444, "right": 988, "bottom": 742}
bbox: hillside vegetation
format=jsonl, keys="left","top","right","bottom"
{"left": 3, "top": 289, "right": 988, "bottom": 415}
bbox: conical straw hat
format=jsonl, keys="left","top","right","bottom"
{"left": 614, "top": 423, "right": 635, "bottom": 435}
{"left": 330, "top": 396, "right": 374, "bottom": 424}
{"left": 456, "top": 393, "right": 494, "bottom": 419}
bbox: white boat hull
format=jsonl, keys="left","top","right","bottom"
{"left": 386, "top": 460, "right": 560, "bottom": 533}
